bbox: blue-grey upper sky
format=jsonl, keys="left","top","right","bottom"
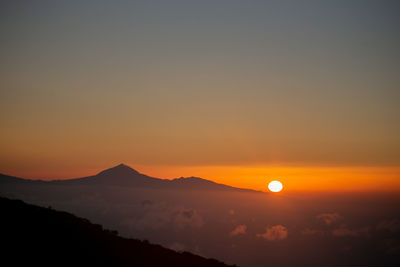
{"left": 1, "top": 0, "right": 399, "bottom": 174}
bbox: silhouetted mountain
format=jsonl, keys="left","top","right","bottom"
{"left": 0, "top": 173, "right": 46, "bottom": 184}
{"left": 56, "top": 163, "right": 166, "bottom": 186}
{"left": 0, "top": 163, "right": 260, "bottom": 193}
{"left": 0, "top": 196, "right": 237, "bottom": 267}
{"left": 170, "top": 176, "right": 243, "bottom": 191}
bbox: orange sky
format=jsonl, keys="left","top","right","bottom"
{"left": 2, "top": 163, "right": 399, "bottom": 192}
{"left": 109, "top": 164, "right": 400, "bottom": 192}
{"left": 137, "top": 165, "right": 400, "bottom": 192}
{"left": 1, "top": 2, "right": 399, "bottom": 192}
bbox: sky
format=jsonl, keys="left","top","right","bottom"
{"left": 1, "top": 0, "right": 399, "bottom": 191}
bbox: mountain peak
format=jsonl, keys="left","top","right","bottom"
{"left": 97, "top": 164, "right": 140, "bottom": 176}
{"left": 115, "top": 163, "right": 131, "bottom": 169}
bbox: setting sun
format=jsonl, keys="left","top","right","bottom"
{"left": 268, "top": 181, "right": 283, "bottom": 192}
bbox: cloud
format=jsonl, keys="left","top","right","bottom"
{"left": 301, "top": 228, "right": 324, "bottom": 236}
{"left": 121, "top": 202, "right": 203, "bottom": 230}
{"left": 332, "top": 225, "right": 370, "bottom": 238}
{"left": 256, "top": 225, "right": 288, "bottom": 241}
{"left": 332, "top": 227, "right": 358, "bottom": 237}
{"left": 316, "top": 213, "right": 342, "bottom": 225}
{"left": 174, "top": 207, "right": 204, "bottom": 229}
{"left": 377, "top": 219, "right": 400, "bottom": 233}
{"left": 230, "top": 224, "right": 247, "bottom": 236}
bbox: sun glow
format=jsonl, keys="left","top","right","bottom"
{"left": 268, "top": 181, "right": 283, "bottom": 192}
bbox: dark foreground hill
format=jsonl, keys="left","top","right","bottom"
{"left": 0, "top": 197, "right": 237, "bottom": 267}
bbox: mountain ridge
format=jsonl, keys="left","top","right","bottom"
{"left": 0, "top": 164, "right": 262, "bottom": 193}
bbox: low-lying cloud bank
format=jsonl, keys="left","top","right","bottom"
{"left": 122, "top": 201, "right": 204, "bottom": 231}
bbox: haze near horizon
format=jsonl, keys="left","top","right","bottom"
{"left": 1, "top": 0, "right": 399, "bottom": 192}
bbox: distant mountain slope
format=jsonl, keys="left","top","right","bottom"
{"left": 54, "top": 164, "right": 167, "bottom": 186}
{"left": 0, "top": 163, "right": 261, "bottom": 193}
{"left": 0, "top": 173, "right": 46, "bottom": 184}
{"left": 0, "top": 196, "right": 237, "bottom": 267}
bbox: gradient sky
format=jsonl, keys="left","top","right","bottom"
{"left": 1, "top": 1, "right": 399, "bottom": 191}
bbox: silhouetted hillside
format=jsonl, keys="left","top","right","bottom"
{"left": 0, "top": 163, "right": 260, "bottom": 193}
{"left": 0, "top": 196, "right": 237, "bottom": 267}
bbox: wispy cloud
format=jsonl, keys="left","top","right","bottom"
{"left": 230, "top": 224, "right": 247, "bottom": 236}
{"left": 301, "top": 228, "right": 324, "bottom": 236}
{"left": 316, "top": 213, "right": 342, "bottom": 225}
{"left": 121, "top": 202, "right": 203, "bottom": 230}
{"left": 256, "top": 225, "right": 288, "bottom": 241}
{"left": 302, "top": 213, "right": 372, "bottom": 239}
{"left": 332, "top": 225, "right": 370, "bottom": 238}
